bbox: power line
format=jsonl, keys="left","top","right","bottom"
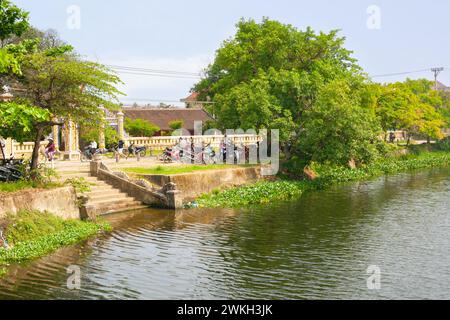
{"left": 114, "top": 70, "right": 201, "bottom": 79}
{"left": 108, "top": 63, "right": 448, "bottom": 82}
{"left": 371, "top": 68, "right": 432, "bottom": 78}
{"left": 107, "top": 64, "right": 201, "bottom": 76}
{"left": 119, "top": 97, "right": 215, "bottom": 104}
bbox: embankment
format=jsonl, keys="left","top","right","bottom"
{"left": 0, "top": 186, "right": 80, "bottom": 220}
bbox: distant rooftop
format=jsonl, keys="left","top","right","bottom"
{"left": 436, "top": 81, "right": 450, "bottom": 91}
{"left": 122, "top": 107, "right": 213, "bottom": 132}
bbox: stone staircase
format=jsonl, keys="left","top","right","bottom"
{"left": 57, "top": 170, "right": 148, "bottom": 215}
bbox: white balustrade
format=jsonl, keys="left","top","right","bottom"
{"left": 125, "top": 134, "right": 262, "bottom": 150}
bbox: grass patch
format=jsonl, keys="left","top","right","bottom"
{"left": 0, "top": 210, "right": 111, "bottom": 275}
{"left": 198, "top": 151, "right": 450, "bottom": 208}
{"left": 0, "top": 180, "right": 61, "bottom": 194}
{"left": 124, "top": 164, "right": 253, "bottom": 175}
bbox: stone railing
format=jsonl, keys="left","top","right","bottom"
{"left": 126, "top": 134, "right": 262, "bottom": 151}
{"left": 90, "top": 161, "right": 182, "bottom": 209}
{"left": 3, "top": 134, "right": 262, "bottom": 159}
{"left": 2, "top": 138, "right": 49, "bottom": 159}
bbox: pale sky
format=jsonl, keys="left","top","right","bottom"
{"left": 12, "top": 0, "right": 450, "bottom": 106}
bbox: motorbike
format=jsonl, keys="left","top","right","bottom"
{"left": 81, "top": 146, "right": 103, "bottom": 162}
{"left": 125, "top": 144, "right": 147, "bottom": 158}
{"left": 220, "top": 143, "right": 241, "bottom": 164}
{"left": 0, "top": 155, "right": 24, "bottom": 182}
{"left": 161, "top": 146, "right": 181, "bottom": 163}
{"left": 202, "top": 143, "right": 217, "bottom": 164}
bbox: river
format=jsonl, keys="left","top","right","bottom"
{"left": 0, "top": 168, "right": 449, "bottom": 299}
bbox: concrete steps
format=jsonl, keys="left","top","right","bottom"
{"left": 57, "top": 171, "right": 148, "bottom": 215}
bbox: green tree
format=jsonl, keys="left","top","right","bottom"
{"left": 168, "top": 120, "right": 184, "bottom": 131}
{"left": 298, "top": 80, "right": 382, "bottom": 165}
{"left": 373, "top": 80, "right": 446, "bottom": 143}
{"left": 194, "top": 18, "right": 374, "bottom": 164}
{"left": 0, "top": 101, "right": 50, "bottom": 143}
{"left": 80, "top": 125, "right": 119, "bottom": 149}
{"left": 9, "top": 46, "right": 123, "bottom": 170}
{"left": 0, "top": 47, "right": 20, "bottom": 74}
{"left": 0, "top": 0, "right": 29, "bottom": 47}
{"left": 124, "top": 118, "right": 160, "bottom": 137}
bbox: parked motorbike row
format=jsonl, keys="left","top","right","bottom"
{"left": 80, "top": 143, "right": 148, "bottom": 162}
{"left": 160, "top": 142, "right": 252, "bottom": 165}
{"left": 0, "top": 156, "right": 24, "bottom": 182}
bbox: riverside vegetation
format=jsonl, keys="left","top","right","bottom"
{"left": 197, "top": 148, "right": 450, "bottom": 208}
{"left": 0, "top": 210, "right": 111, "bottom": 277}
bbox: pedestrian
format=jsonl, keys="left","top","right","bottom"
{"left": 45, "top": 139, "right": 56, "bottom": 162}
{"left": 115, "top": 139, "right": 127, "bottom": 162}
{"left": 190, "top": 137, "right": 195, "bottom": 164}
{"left": 389, "top": 132, "right": 396, "bottom": 143}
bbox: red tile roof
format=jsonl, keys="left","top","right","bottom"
{"left": 181, "top": 92, "right": 199, "bottom": 102}
{"left": 122, "top": 108, "right": 213, "bottom": 132}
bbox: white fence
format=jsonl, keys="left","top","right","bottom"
{"left": 1, "top": 138, "right": 48, "bottom": 159}
{"left": 125, "top": 134, "right": 262, "bottom": 151}
{"left": 3, "top": 134, "right": 262, "bottom": 159}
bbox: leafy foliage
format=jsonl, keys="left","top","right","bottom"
{"left": 0, "top": 47, "right": 20, "bottom": 74}
{"left": 64, "top": 177, "right": 92, "bottom": 194}
{"left": 372, "top": 79, "right": 446, "bottom": 141}
{"left": 298, "top": 80, "right": 382, "bottom": 165}
{"left": 0, "top": 0, "right": 29, "bottom": 46}
{"left": 168, "top": 120, "right": 184, "bottom": 131}
{"left": 5, "top": 44, "right": 123, "bottom": 170}
{"left": 194, "top": 18, "right": 375, "bottom": 164}
{"left": 80, "top": 125, "right": 119, "bottom": 149}
{"left": 0, "top": 101, "right": 50, "bottom": 142}
{"left": 124, "top": 118, "right": 160, "bottom": 137}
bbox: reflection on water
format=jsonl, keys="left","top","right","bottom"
{"left": 1, "top": 168, "right": 449, "bottom": 299}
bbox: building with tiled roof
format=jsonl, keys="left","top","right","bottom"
{"left": 180, "top": 92, "right": 203, "bottom": 108}
{"left": 122, "top": 107, "right": 214, "bottom": 135}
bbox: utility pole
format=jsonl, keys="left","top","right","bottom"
{"left": 431, "top": 67, "right": 444, "bottom": 91}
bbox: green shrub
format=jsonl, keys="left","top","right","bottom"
{"left": 124, "top": 118, "right": 160, "bottom": 137}
{"left": 436, "top": 137, "right": 450, "bottom": 152}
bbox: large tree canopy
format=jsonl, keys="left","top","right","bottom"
{"left": 13, "top": 45, "right": 123, "bottom": 169}
{"left": 372, "top": 79, "right": 446, "bottom": 142}
{"left": 195, "top": 18, "right": 377, "bottom": 165}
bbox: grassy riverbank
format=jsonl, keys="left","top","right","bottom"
{"left": 197, "top": 150, "right": 450, "bottom": 208}
{"left": 0, "top": 210, "right": 111, "bottom": 277}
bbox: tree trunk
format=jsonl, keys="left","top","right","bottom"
{"left": 30, "top": 127, "right": 44, "bottom": 172}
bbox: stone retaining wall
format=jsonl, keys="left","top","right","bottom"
{"left": 0, "top": 186, "right": 80, "bottom": 220}
{"left": 142, "top": 166, "right": 262, "bottom": 201}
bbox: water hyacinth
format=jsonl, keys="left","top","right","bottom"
{"left": 198, "top": 151, "right": 450, "bottom": 209}
{"left": 197, "top": 180, "right": 305, "bottom": 208}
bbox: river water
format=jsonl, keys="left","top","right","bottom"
{"left": 0, "top": 168, "right": 449, "bottom": 300}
